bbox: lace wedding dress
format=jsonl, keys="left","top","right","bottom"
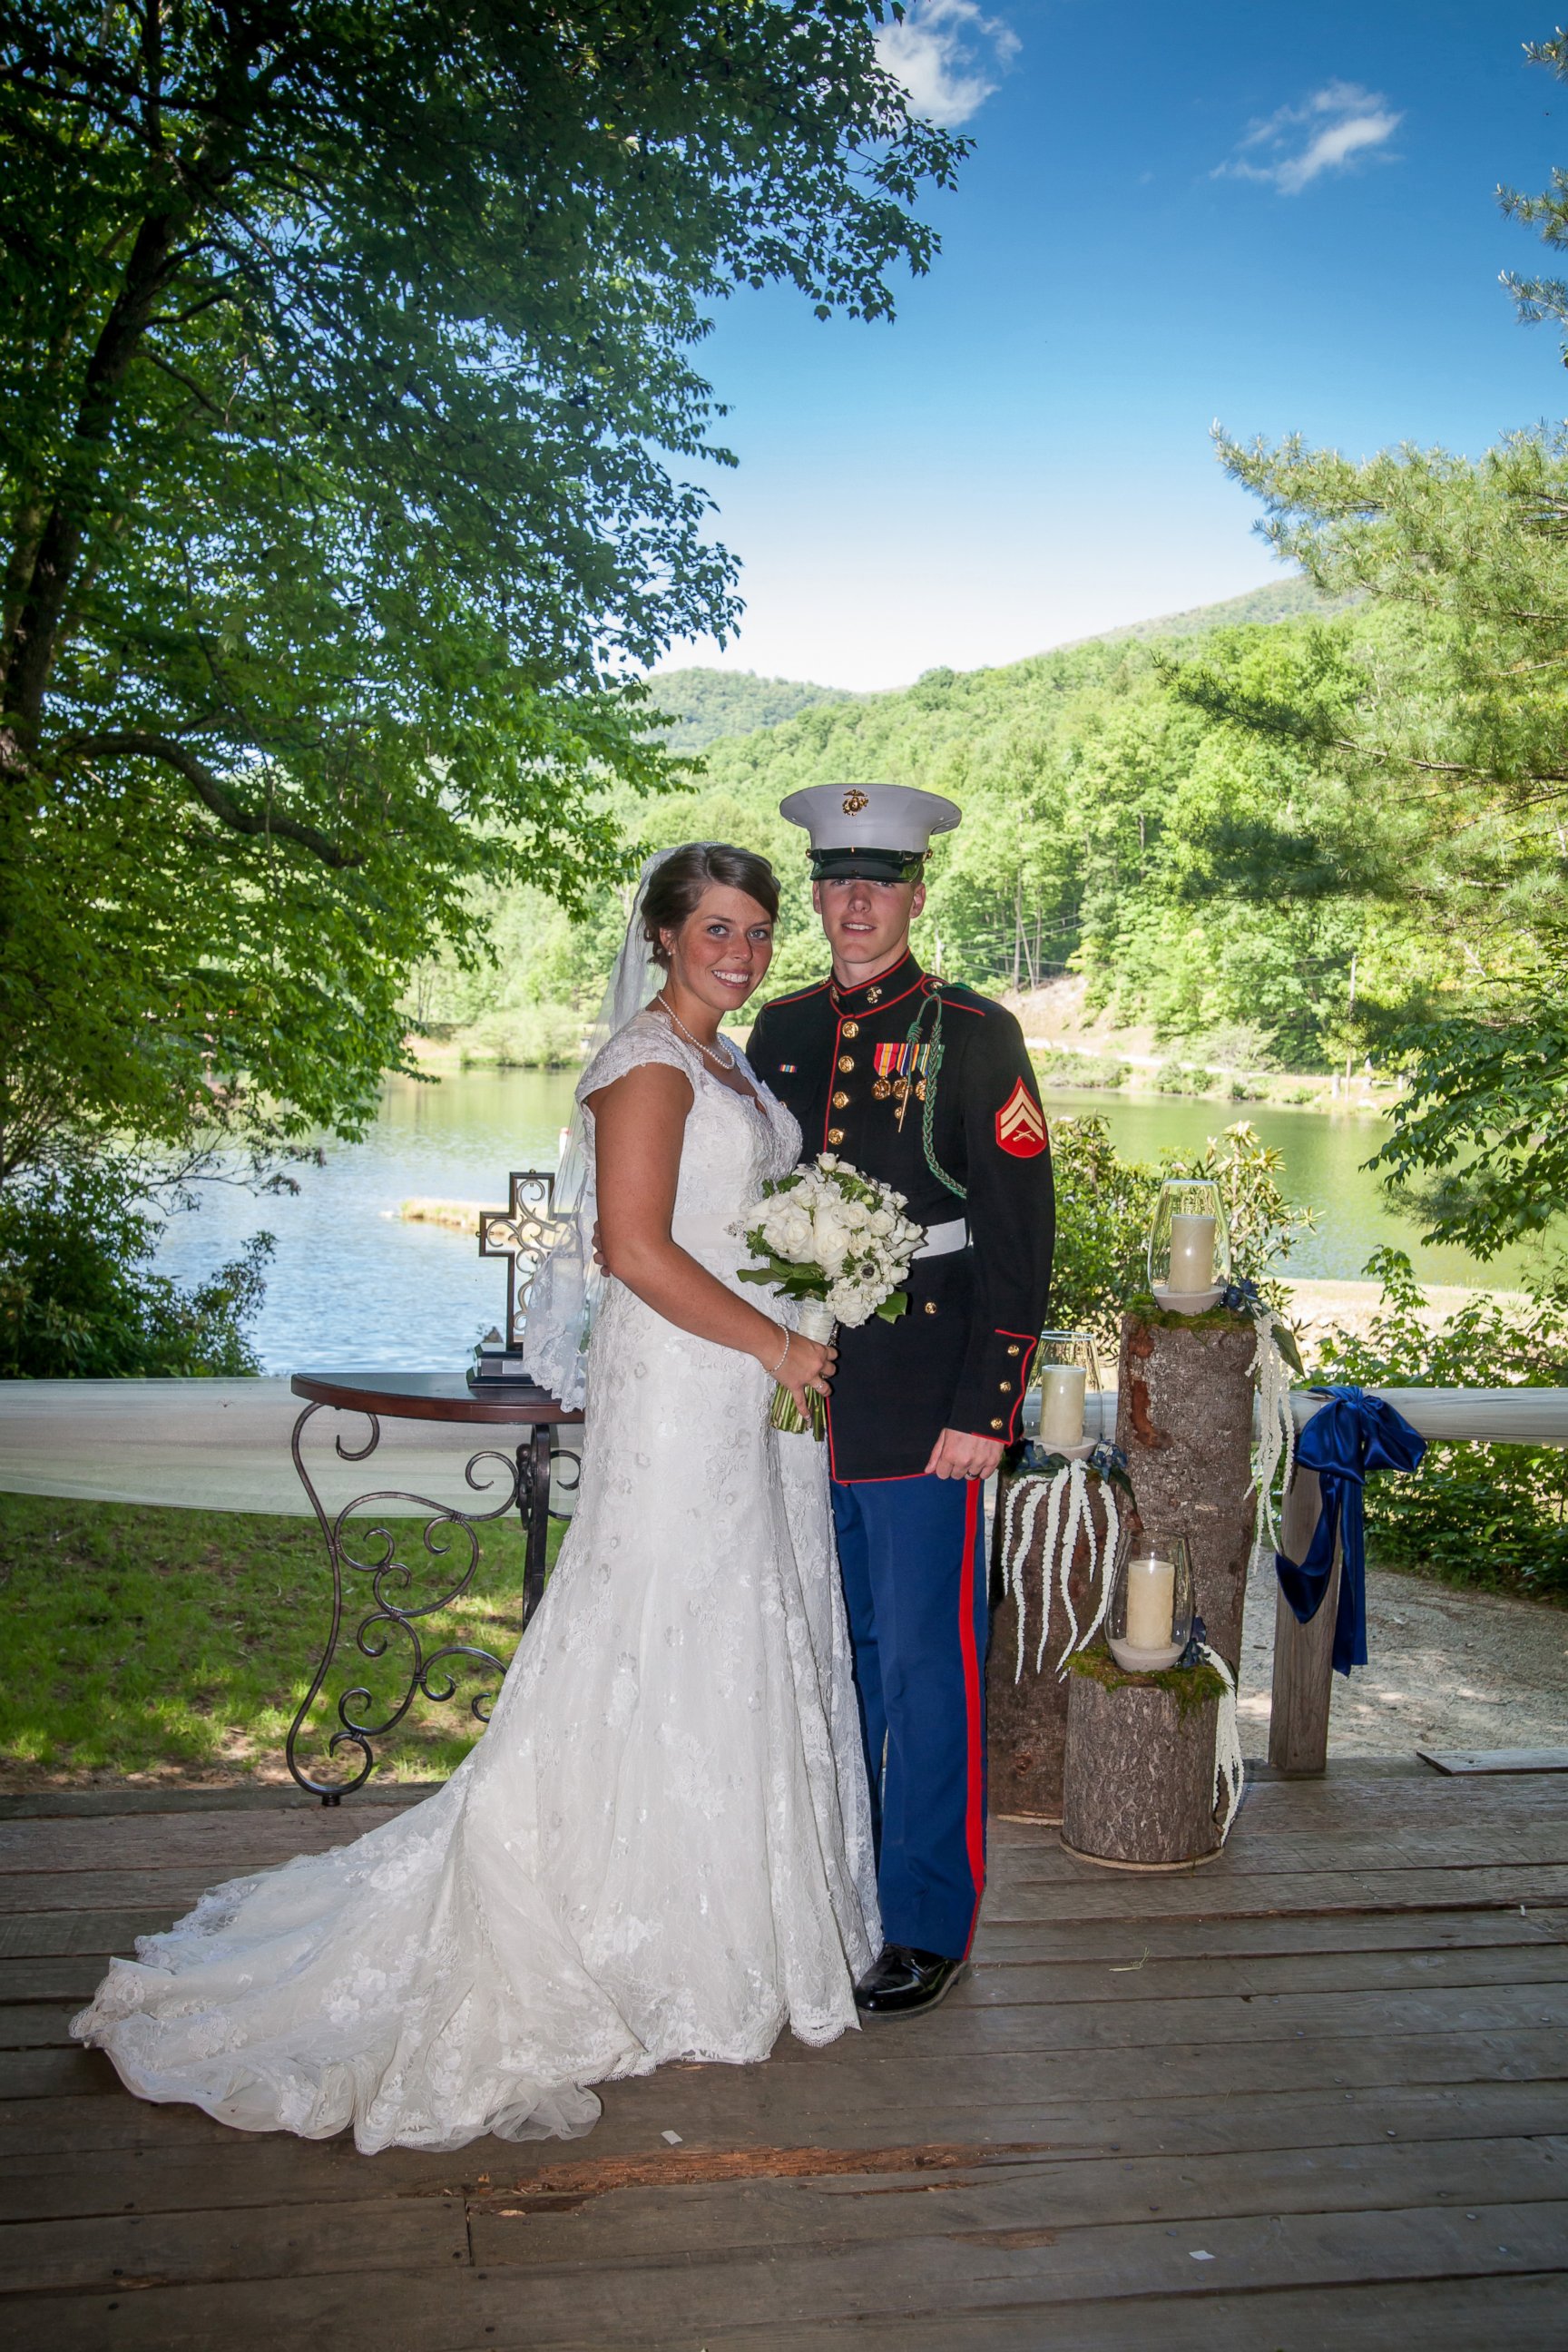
{"left": 72, "top": 1012, "right": 879, "bottom": 2151}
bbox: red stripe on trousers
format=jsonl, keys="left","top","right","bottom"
{"left": 957, "top": 1476, "right": 985, "bottom": 1955}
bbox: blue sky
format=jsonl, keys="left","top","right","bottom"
{"left": 659, "top": 2, "right": 1567, "bottom": 690}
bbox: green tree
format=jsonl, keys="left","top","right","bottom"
{"left": 1197, "top": 432, "right": 1568, "bottom": 1254}
{"left": 0, "top": 0, "right": 961, "bottom": 1179}
{"left": 1165, "top": 26, "right": 1568, "bottom": 1259}
{"left": 0, "top": 1153, "right": 272, "bottom": 1375}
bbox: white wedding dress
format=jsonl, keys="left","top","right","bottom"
{"left": 72, "top": 1012, "right": 879, "bottom": 2151}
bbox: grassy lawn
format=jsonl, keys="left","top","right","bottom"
{"left": 0, "top": 1493, "right": 564, "bottom": 1789}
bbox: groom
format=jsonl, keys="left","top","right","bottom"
{"left": 748, "top": 785, "right": 1054, "bottom": 2016}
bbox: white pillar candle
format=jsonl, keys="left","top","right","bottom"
{"left": 1038, "top": 1364, "right": 1086, "bottom": 1448}
{"left": 1167, "top": 1212, "right": 1217, "bottom": 1293}
{"left": 1124, "top": 1554, "right": 1176, "bottom": 1651}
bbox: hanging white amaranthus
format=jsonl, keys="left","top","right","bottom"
{"left": 1000, "top": 1440, "right": 1132, "bottom": 1681}
{"left": 1165, "top": 1616, "right": 1246, "bottom": 1844}
{"left": 1221, "top": 1279, "right": 1304, "bottom": 1558}
{"left": 1193, "top": 1632, "right": 1246, "bottom": 1841}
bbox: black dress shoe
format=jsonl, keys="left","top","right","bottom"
{"left": 854, "top": 1944, "right": 966, "bottom": 2018}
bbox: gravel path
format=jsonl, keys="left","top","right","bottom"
{"left": 1239, "top": 1559, "right": 1568, "bottom": 1757}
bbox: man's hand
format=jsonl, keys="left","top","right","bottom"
{"left": 924, "top": 1427, "right": 1004, "bottom": 1482}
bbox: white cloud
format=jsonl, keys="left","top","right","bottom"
{"left": 1218, "top": 80, "right": 1403, "bottom": 195}
{"left": 875, "top": 0, "right": 1019, "bottom": 130}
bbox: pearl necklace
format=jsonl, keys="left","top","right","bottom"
{"left": 654, "top": 993, "right": 737, "bottom": 1072}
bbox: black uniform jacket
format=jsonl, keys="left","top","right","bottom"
{"left": 748, "top": 951, "right": 1055, "bottom": 1482}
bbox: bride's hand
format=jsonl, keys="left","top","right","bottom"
{"left": 773, "top": 1330, "right": 836, "bottom": 1419}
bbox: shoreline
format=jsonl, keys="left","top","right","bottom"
{"left": 404, "top": 972, "right": 1398, "bottom": 1115}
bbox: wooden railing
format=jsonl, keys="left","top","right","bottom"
{"left": 1034, "top": 1386, "right": 1568, "bottom": 1778}
{"left": 1270, "top": 1387, "right": 1568, "bottom": 1777}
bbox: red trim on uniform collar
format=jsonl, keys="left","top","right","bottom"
{"left": 829, "top": 949, "right": 924, "bottom": 1018}
{"left": 759, "top": 976, "right": 832, "bottom": 1011}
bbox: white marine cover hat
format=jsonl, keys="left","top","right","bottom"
{"left": 779, "top": 782, "right": 962, "bottom": 881}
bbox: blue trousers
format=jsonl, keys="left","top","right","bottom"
{"left": 830, "top": 1475, "right": 988, "bottom": 1962}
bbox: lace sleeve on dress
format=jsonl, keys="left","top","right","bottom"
{"left": 576, "top": 1012, "right": 697, "bottom": 1110}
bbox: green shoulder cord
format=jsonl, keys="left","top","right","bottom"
{"left": 904, "top": 986, "right": 967, "bottom": 1201}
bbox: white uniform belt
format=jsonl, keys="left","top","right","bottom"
{"left": 913, "top": 1216, "right": 969, "bottom": 1260}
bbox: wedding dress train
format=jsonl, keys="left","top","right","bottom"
{"left": 72, "top": 1013, "right": 879, "bottom": 2151}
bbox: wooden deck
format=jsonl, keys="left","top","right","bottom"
{"left": 1, "top": 1764, "right": 1564, "bottom": 2349}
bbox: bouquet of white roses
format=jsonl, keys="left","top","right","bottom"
{"left": 736, "top": 1153, "right": 923, "bottom": 1437}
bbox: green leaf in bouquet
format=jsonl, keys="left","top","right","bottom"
{"left": 874, "top": 1290, "right": 911, "bottom": 1324}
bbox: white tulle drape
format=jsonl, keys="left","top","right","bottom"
{"left": 521, "top": 850, "right": 675, "bottom": 1408}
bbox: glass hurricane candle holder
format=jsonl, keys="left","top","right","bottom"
{"left": 1032, "top": 1330, "right": 1101, "bottom": 1457}
{"left": 1106, "top": 1534, "right": 1194, "bottom": 1673}
{"left": 1147, "top": 1178, "right": 1230, "bottom": 1312}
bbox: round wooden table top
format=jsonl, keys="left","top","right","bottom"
{"left": 290, "top": 1370, "right": 583, "bottom": 1426}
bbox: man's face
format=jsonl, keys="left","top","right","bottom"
{"left": 812, "top": 872, "right": 926, "bottom": 982}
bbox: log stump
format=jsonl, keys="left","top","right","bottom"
{"left": 1061, "top": 1655, "right": 1225, "bottom": 1867}
{"left": 1114, "top": 1308, "right": 1256, "bottom": 1676}
{"left": 987, "top": 1488, "right": 1102, "bottom": 1821}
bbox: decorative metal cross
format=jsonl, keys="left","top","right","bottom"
{"left": 477, "top": 1170, "right": 568, "bottom": 1349}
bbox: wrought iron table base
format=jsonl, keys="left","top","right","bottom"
{"left": 285, "top": 1376, "right": 582, "bottom": 1802}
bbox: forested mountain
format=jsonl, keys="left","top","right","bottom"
{"left": 419, "top": 584, "right": 1458, "bottom": 1073}
{"left": 1065, "top": 574, "right": 1345, "bottom": 647}
{"left": 643, "top": 668, "right": 859, "bottom": 750}
{"left": 643, "top": 579, "right": 1335, "bottom": 754}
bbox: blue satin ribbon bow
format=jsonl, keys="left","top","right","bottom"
{"left": 1274, "top": 1385, "right": 1427, "bottom": 1677}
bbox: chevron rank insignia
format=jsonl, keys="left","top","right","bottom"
{"left": 995, "top": 1079, "right": 1047, "bottom": 1158}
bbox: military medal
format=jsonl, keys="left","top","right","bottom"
{"left": 874, "top": 1040, "right": 932, "bottom": 1131}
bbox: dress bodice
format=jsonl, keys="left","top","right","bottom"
{"left": 577, "top": 1008, "right": 801, "bottom": 1236}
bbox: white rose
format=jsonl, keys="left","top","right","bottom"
{"left": 868, "top": 1208, "right": 894, "bottom": 1237}
{"left": 777, "top": 1205, "right": 816, "bottom": 1262}
{"left": 812, "top": 1204, "right": 851, "bottom": 1270}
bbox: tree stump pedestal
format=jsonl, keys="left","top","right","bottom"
{"left": 1114, "top": 1306, "right": 1257, "bottom": 1675}
{"left": 1061, "top": 1652, "right": 1227, "bottom": 1868}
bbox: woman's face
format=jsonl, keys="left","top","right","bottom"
{"left": 662, "top": 884, "right": 775, "bottom": 1015}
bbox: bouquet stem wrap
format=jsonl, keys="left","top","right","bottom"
{"left": 770, "top": 1298, "right": 837, "bottom": 1440}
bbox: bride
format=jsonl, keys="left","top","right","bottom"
{"left": 72, "top": 842, "right": 880, "bottom": 2151}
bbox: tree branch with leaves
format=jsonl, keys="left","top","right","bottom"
{"left": 0, "top": 0, "right": 964, "bottom": 1177}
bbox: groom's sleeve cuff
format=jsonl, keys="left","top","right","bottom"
{"left": 949, "top": 1328, "right": 1039, "bottom": 1442}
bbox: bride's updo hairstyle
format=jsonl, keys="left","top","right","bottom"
{"left": 642, "top": 842, "right": 779, "bottom": 968}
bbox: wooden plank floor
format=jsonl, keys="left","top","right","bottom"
{"left": 0, "top": 1765, "right": 1563, "bottom": 2349}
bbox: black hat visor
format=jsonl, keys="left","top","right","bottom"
{"left": 809, "top": 846, "right": 926, "bottom": 884}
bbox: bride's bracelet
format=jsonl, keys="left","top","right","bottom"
{"left": 769, "top": 1325, "right": 792, "bottom": 1377}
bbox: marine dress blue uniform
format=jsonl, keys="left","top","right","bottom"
{"left": 749, "top": 917, "right": 1054, "bottom": 1966}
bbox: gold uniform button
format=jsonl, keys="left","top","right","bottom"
{"left": 838, "top": 1054, "right": 855, "bottom": 1073}
{"left": 841, "top": 1021, "right": 859, "bottom": 1039}
{"left": 827, "top": 1128, "right": 844, "bottom": 1144}
{"left": 923, "top": 1300, "right": 937, "bottom": 1316}
{"left": 1006, "top": 1344, "right": 1021, "bottom": 1357}
{"left": 999, "top": 1380, "right": 1013, "bottom": 1393}
{"left": 832, "top": 1090, "right": 850, "bottom": 1108}
{"left": 990, "top": 1417, "right": 1004, "bottom": 1431}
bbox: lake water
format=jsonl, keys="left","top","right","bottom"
{"left": 154, "top": 1069, "right": 1536, "bottom": 1376}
